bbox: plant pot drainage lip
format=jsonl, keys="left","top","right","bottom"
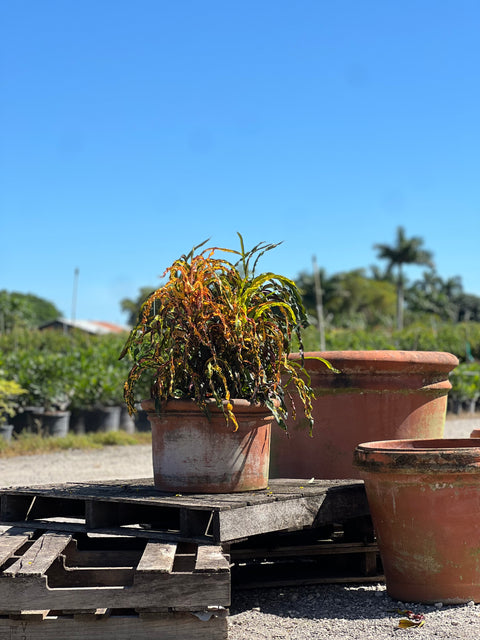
{"left": 289, "top": 350, "right": 459, "bottom": 374}
{"left": 356, "top": 438, "right": 480, "bottom": 452}
{"left": 141, "top": 397, "right": 276, "bottom": 415}
{"left": 354, "top": 438, "right": 480, "bottom": 471}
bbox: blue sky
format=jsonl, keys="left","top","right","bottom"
{"left": 1, "top": 1, "right": 479, "bottom": 325}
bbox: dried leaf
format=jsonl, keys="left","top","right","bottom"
{"left": 398, "top": 618, "right": 425, "bottom": 629}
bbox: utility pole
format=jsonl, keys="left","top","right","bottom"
{"left": 71, "top": 267, "right": 79, "bottom": 325}
{"left": 312, "top": 256, "right": 326, "bottom": 351}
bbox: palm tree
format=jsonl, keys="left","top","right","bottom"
{"left": 374, "top": 227, "right": 434, "bottom": 330}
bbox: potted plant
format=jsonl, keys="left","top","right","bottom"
{"left": 0, "top": 378, "right": 26, "bottom": 442}
{"left": 449, "top": 362, "right": 480, "bottom": 414}
{"left": 14, "top": 350, "right": 74, "bottom": 437}
{"left": 120, "top": 234, "right": 331, "bottom": 492}
{"left": 70, "top": 337, "right": 129, "bottom": 433}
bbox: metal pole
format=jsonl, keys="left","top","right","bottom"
{"left": 71, "top": 267, "right": 79, "bottom": 325}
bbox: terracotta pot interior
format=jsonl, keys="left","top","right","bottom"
{"left": 357, "top": 438, "right": 480, "bottom": 452}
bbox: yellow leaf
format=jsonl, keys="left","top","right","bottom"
{"left": 398, "top": 619, "right": 425, "bottom": 628}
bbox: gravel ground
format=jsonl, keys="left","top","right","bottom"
{"left": 0, "top": 416, "right": 479, "bottom": 638}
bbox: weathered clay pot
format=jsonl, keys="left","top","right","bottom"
{"left": 270, "top": 350, "right": 458, "bottom": 479}
{"left": 354, "top": 438, "right": 480, "bottom": 604}
{"left": 142, "top": 398, "right": 273, "bottom": 493}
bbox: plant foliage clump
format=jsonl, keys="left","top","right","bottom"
{"left": 120, "top": 235, "right": 328, "bottom": 431}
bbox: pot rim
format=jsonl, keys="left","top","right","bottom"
{"left": 356, "top": 438, "right": 480, "bottom": 452}
{"left": 141, "top": 397, "right": 275, "bottom": 415}
{"left": 290, "top": 350, "right": 459, "bottom": 374}
{"left": 354, "top": 438, "right": 480, "bottom": 472}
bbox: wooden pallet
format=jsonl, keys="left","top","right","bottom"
{"left": 229, "top": 526, "right": 384, "bottom": 588}
{"left": 0, "top": 609, "right": 227, "bottom": 640}
{"left": 0, "top": 526, "right": 230, "bottom": 612}
{"left": 0, "top": 478, "right": 370, "bottom": 544}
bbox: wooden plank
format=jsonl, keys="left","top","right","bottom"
{"left": 0, "top": 527, "right": 35, "bottom": 565}
{"left": 9, "top": 610, "right": 49, "bottom": 620}
{"left": 230, "top": 541, "right": 379, "bottom": 561}
{"left": 46, "top": 563, "right": 134, "bottom": 588}
{"left": 137, "top": 541, "right": 177, "bottom": 574}
{"left": 195, "top": 546, "right": 230, "bottom": 573}
{"left": 2, "top": 478, "right": 362, "bottom": 508}
{"left": 0, "top": 611, "right": 228, "bottom": 640}
{"left": 215, "top": 494, "right": 328, "bottom": 542}
{"left": 73, "top": 608, "right": 110, "bottom": 620}
{"left": 0, "top": 573, "right": 230, "bottom": 611}
{"left": 65, "top": 547, "right": 141, "bottom": 567}
{"left": 0, "top": 519, "right": 214, "bottom": 544}
{"left": 313, "top": 484, "right": 370, "bottom": 525}
{"left": 3, "top": 532, "right": 72, "bottom": 577}
{"left": 233, "top": 573, "right": 384, "bottom": 588}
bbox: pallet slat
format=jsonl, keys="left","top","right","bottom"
{"left": 3, "top": 532, "right": 72, "bottom": 577}
{"left": 195, "top": 546, "right": 230, "bottom": 573}
{"left": 0, "top": 610, "right": 228, "bottom": 640}
{"left": 0, "top": 526, "right": 35, "bottom": 565}
{"left": 137, "top": 541, "right": 177, "bottom": 573}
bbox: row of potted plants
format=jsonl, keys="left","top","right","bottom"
{"left": 0, "top": 332, "right": 135, "bottom": 438}
{"left": 448, "top": 361, "right": 480, "bottom": 413}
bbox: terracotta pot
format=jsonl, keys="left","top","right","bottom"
{"left": 142, "top": 398, "right": 273, "bottom": 493}
{"left": 270, "top": 350, "right": 458, "bottom": 479}
{"left": 354, "top": 438, "right": 480, "bottom": 604}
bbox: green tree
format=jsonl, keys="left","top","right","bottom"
{"left": 120, "top": 286, "right": 155, "bottom": 327}
{"left": 0, "top": 291, "right": 61, "bottom": 333}
{"left": 406, "top": 271, "right": 463, "bottom": 322}
{"left": 374, "top": 227, "right": 434, "bottom": 330}
{"left": 296, "top": 269, "right": 396, "bottom": 330}
{"left": 326, "top": 270, "right": 396, "bottom": 329}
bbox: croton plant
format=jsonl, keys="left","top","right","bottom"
{"left": 120, "top": 234, "right": 332, "bottom": 431}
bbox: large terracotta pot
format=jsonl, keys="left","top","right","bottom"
{"left": 354, "top": 438, "right": 480, "bottom": 604}
{"left": 270, "top": 350, "right": 459, "bottom": 479}
{"left": 142, "top": 398, "right": 273, "bottom": 493}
